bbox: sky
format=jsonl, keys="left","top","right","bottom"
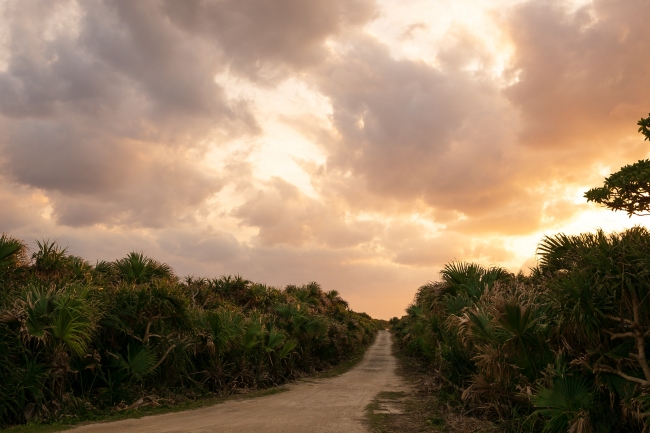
{"left": 1, "top": 0, "right": 649, "bottom": 319}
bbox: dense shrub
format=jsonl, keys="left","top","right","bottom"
{"left": 0, "top": 235, "right": 380, "bottom": 428}
{"left": 393, "top": 226, "right": 650, "bottom": 432}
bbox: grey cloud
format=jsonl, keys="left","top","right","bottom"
{"left": 312, "top": 34, "right": 525, "bottom": 221}
{"left": 162, "top": 0, "right": 378, "bottom": 80}
{"left": 3, "top": 120, "right": 131, "bottom": 195}
{"left": 157, "top": 229, "right": 248, "bottom": 263}
{"left": 52, "top": 148, "right": 224, "bottom": 228}
{"left": 1, "top": 113, "right": 224, "bottom": 228}
{"left": 306, "top": 0, "right": 650, "bottom": 236}
{"left": 0, "top": 0, "right": 381, "bottom": 231}
{"left": 80, "top": 0, "right": 255, "bottom": 131}
{"left": 0, "top": 0, "right": 260, "bottom": 135}
{"left": 0, "top": 0, "right": 259, "bottom": 228}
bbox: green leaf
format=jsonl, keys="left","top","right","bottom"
{"left": 532, "top": 375, "right": 593, "bottom": 433}
{"left": 0, "top": 234, "right": 26, "bottom": 270}
{"left": 277, "top": 339, "right": 297, "bottom": 360}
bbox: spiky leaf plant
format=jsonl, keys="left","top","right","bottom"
{"left": 0, "top": 234, "right": 27, "bottom": 272}
{"left": 114, "top": 344, "right": 157, "bottom": 381}
{"left": 0, "top": 233, "right": 381, "bottom": 429}
{"left": 532, "top": 375, "right": 593, "bottom": 433}
{"left": 32, "top": 240, "right": 68, "bottom": 274}
{"left": 113, "top": 252, "right": 173, "bottom": 284}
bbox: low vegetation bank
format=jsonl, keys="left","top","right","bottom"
{"left": 0, "top": 235, "right": 381, "bottom": 429}
{"left": 392, "top": 226, "right": 650, "bottom": 432}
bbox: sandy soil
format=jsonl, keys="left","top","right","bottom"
{"left": 69, "top": 330, "right": 407, "bottom": 433}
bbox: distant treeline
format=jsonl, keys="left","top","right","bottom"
{"left": 392, "top": 226, "right": 650, "bottom": 433}
{"left": 0, "top": 236, "right": 381, "bottom": 428}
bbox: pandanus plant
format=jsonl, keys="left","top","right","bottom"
{"left": 0, "top": 232, "right": 382, "bottom": 429}
{"left": 112, "top": 252, "right": 174, "bottom": 284}
{"left": 394, "top": 226, "right": 650, "bottom": 430}
{"left": 438, "top": 262, "right": 511, "bottom": 314}
{"left": 32, "top": 240, "right": 69, "bottom": 274}
{"left": 1, "top": 283, "right": 97, "bottom": 421}
{"left": 532, "top": 375, "right": 594, "bottom": 433}
{"left": 0, "top": 234, "right": 27, "bottom": 273}
{"left": 538, "top": 227, "right": 650, "bottom": 389}
{"left": 102, "top": 280, "right": 192, "bottom": 380}
{"left": 275, "top": 303, "right": 327, "bottom": 365}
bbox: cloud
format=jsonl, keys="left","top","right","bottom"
{"left": 1, "top": 116, "right": 226, "bottom": 227}
{"left": 383, "top": 221, "right": 513, "bottom": 267}
{"left": 162, "top": 0, "right": 378, "bottom": 80}
{"left": 504, "top": 0, "right": 650, "bottom": 152}
{"left": 157, "top": 229, "right": 249, "bottom": 263}
{"left": 233, "top": 177, "right": 381, "bottom": 248}
{"left": 0, "top": 0, "right": 384, "bottom": 230}
{"left": 384, "top": 225, "right": 465, "bottom": 267}
{"left": 0, "top": 176, "right": 47, "bottom": 232}
{"left": 1, "top": 0, "right": 649, "bottom": 320}
{"left": 310, "top": 34, "right": 530, "bottom": 227}
{"left": 400, "top": 22, "right": 428, "bottom": 41}
{"left": 304, "top": 0, "right": 650, "bottom": 237}
{"left": 0, "top": 0, "right": 259, "bottom": 228}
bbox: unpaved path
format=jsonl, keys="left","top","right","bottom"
{"left": 70, "top": 330, "right": 407, "bottom": 433}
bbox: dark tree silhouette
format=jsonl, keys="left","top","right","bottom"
{"left": 585, "top": 114, "right": 650, "bottom": 216}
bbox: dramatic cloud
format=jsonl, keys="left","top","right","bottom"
{"left": 303, "top": 0, "right": 650, "bottom": 237}
{"left": 313, "top": 34, "right": 522, "bottom": 218}
{"left": 162, "top": 0, "right": 378, "bottom": 79}
{"left": 1, "top": 0, "right": 649, "bottom": 318}
{"left": 0, "top": 0, "right": 256, "bottom": 227}
{"left": 505, "top": 0, "right": 650, "bottom": 151}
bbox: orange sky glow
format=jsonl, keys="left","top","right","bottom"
{"left": 1, "top": 0, "right": 649, "bottom": 319}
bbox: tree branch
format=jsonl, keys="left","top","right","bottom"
{"left": 605, "top": 315, "right": 637, "bottom": 327}
{"left": 594, "top": 365, "right": 650, "bottom": 388}
{"left": 151, "top": 344, "right": 177, "bottom": 372}
{"left": 143, "top": 320, "right": 153, "bottom": 344}
{"left": 632, "top": 297, "right": 650, "bottom": 383}
{"left": 141, "top": 316, "right": 170, "bottom": 343}
{"left": 605, "top": 330, "right": 636, "bottom": 340}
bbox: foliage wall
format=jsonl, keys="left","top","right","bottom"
{"left": 392, "top": 226, "right": 650, "bottom": 433}
{"left": 0, "top": 236, "right": 380, "bottom": 428}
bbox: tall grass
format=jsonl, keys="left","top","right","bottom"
{"left": 392, "top": 226, "right": 650, "bottom": 433}
{"left": 0, "top": 235, "right": 381, "bottom": 428}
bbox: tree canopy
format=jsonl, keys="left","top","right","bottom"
{"left": 584, "top": 113, "right": 650, "bottom": 216}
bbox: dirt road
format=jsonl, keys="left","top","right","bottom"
{"left": 69, "top": 330, "right": 406, "bottom": 432}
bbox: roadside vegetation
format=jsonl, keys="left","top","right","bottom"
{"left": 392, "top": 114, "right": 650, "bottom": 432}
{"left": 0, "top": 237, "right": 381, "bottom": 429}
{"left": 365, "top": 337, "right": 497, "bottom": 433}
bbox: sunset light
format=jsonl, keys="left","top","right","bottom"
{"left": 1, "top": 0, "right": 648, "bottom": 322}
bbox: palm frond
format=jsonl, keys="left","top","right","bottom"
{"left": 532, "top": 375, "right": 593, "bottom": 433}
